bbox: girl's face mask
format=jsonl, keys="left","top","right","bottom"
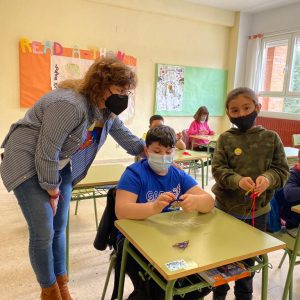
{"left": 229, "top": 110, "right": 258, "bottom": 132}
{"left": 148, "top": 152, "right": 174, "bottom": 174}
{"left": 200, "top": 115, "right": 207, "bottom": 123}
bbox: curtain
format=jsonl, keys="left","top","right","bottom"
{"left": 245, "top": 34, "right": 263, "bottom": 90}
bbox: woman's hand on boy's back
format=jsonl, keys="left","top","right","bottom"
{"left": 154, "top": 192, "right": 176, "bottom": 213}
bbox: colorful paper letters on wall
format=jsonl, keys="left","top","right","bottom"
{"left": 19, "top": 37, "right": 137, "bottom": 109}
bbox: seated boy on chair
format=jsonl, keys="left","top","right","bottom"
{"left": 281, "top": 149, "right": 300, "bottom": 236}
{"left": 142, "top": 115, "right": 186, "bottom": 150}
{"left": 115, "top": 125, "right": 214, "bottom": 300}
{"left": 269, "top": 149, "right": 300, "bottom": 237}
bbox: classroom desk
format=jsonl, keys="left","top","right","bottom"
{"left": 67, "top": 163, "right": 126, "bottom": 272}
{"left": 116, "top": 209, "right": 285, "bottom": 300}
{"left": 174, "top": 149, "right": 211, "bottom": 188}
{"left": 284, "top": 147, "right": 299, "bottom": 167}
{"left": 282, "top": 204, "right": 300, "bottom": 300}
{"left": 189, "top": 134, "right": 219, "bottom": 150}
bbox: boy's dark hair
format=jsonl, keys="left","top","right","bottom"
{"left": 149, "top": 114, "right": 164, "bottom": 126}
{"left": 194, "top": 106, "right": 209, "bottom": 122}
{"left": 145, "top": 125, "right": 176, "bottom": 148}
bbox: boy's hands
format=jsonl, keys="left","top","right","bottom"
{"left": 239, "top": 177, "right": 255, "bottom": 191}
{"left": 254, "top": 176, "right": 270, "bottom": 196}
{"left": 153, "top": 192, "right": 176, "bottom": 213}
{"left": 178, "top": 194, "right": 198, "bottom": 212}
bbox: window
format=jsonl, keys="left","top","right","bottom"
{"left": 258, "top": 32, "right": 300, "bottom": 114}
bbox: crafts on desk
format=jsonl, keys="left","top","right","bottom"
{"left": 165, "top": 259, "right": 198, "bottom": 272}
{"left": 172, "top": 240, "right": 189, "bottom": 249}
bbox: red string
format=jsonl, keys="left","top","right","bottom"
{"left": 250, "top": 192, "right": 259, "bottom": 226}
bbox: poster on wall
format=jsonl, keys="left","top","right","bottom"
{"left": 19, "top": 38, "right": 137, "bottom": 123}
{"left": 155, "top": 63, "right": 227, "bottom": 116}
{"left": 156, "top": 64, "right": 184, "bottom": 112}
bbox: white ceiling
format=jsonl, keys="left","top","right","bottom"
{"left": 184, "top": 0, "right": 300, "bottom": 13}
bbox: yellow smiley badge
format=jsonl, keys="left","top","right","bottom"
{"left": 234, "top": 148, "right": 242, "bottom": 156}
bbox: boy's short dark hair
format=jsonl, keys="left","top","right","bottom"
{"left": 145, "top": 125, "right": 176, "bottom": 148}
{"left": 149, "top": 115, "right": 164, "bottom": 126}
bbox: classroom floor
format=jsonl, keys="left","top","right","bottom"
{"left": 0, "top": 167, "right": 300, "bottom": 300}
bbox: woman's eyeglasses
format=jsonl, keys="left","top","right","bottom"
{"left": 108, "top": 87, "right": 133, "bottom": 96}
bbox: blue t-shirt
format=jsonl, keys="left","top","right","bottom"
{"left": 117, "top": 159, "right": 198, "bottom": 212}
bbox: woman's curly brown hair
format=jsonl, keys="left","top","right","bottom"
{"left": 58, "top": 56, "right": 137, "bottom": 107}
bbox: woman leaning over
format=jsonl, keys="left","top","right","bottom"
{"left": 0, "top": 57, "right": 145, "bottom": 300}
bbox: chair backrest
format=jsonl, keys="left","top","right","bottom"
{"left": 181, "top": 129, "right": 191, "bottom": 149}
{"left": 292, "top": 134, "right": 300, "bottom": 147}
{"left": 94, "top": 187, "right": 118, "bottom": 251}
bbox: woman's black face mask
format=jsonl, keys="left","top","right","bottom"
{"left": 105, "top": 94, "right": 128, "bottom": 115}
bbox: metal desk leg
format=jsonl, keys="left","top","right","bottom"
{"left": 117, "top": 239, "right": 129, "bottom": 300}
{"left": 165, "top": 280, "right": 176, "bottom": 300}
{"left": 93, "top": 190, "right": 98, "bottom": 230}
{"left": 261, "top": 254, "right": 269, "bottom": 300}
{"left": 200, "top": 160, "right": 204, "bottom": 189}
{"left": 282, "top": 224, "right": 300, "bottom": 300}
{"left": 206, "top": 156, "right": 209, "bottom": 186}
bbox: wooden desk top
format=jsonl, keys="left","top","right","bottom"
{"left": 189, "top": 134, "right": 219, "bottom": 143}
{"left": 284, "top": 147, "right": 299, "bottom": 158}
{"left": 115, "top": 209, "right": 285, "bottom": 280}
{"left": 291, "top": 204, "right": 300, "bottom": 214}
{"left": 75, "top": 164, "right": 126, "bottom": 188}
{"left": 174, "top": 149, "right": 210, "bottom": 162}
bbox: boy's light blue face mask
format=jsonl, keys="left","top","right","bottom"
{"left": 148, "top": 152, "right": 174, "bottom": 174}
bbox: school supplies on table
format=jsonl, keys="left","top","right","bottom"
{"left": 198, "top": 262, "right": 251, "bottom": 287}
{"left": 172, "top": 240, "right": 189, "bottom": 249}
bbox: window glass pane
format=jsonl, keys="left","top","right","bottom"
{"left": 290, "top": 37, "right": 300, "bottom": 92}
{"left": 284, "top": 98, "right": 300, "bottom": 113}
{"left": 259, "top": 96, "right": 284, "bottom": 112}
{"left": 261, "top": 40, "right": 288, "bottom": 92}
{"left": 259, "top": 96, "right": 300, "bottom": 113}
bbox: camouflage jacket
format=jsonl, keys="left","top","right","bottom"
{"left": 212, "top": 126, "right": 289, "bottom": 218}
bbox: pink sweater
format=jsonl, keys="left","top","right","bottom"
{"left": 187, "top": 120, "right": 214, "bottom": 145}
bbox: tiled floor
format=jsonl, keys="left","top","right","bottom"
{"left": 0, "top": 168, "right": 299, "bottom": 300}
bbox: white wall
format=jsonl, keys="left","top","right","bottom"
{"left": 250, "top": 2, "right": 300, "bottom": 34}
{"left": 234, "top": 2, "right": 300, "bottom": 97}
{"left": 0, "top": 0, "right": 237, "bottom": 163}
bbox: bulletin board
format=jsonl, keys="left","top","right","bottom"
{"left": 154, "top": 64, "right": 227, "bottom": 116}
{"left": 19, "top": 37, "right": 137, "bottom": 109}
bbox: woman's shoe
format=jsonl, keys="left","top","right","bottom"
{"left": 41, "top": 282, "right": 62, "bottom": 300}
{"left": 56, "top": 274, "right": 73, "bottom": 300}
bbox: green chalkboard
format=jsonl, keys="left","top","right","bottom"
{"left": 154, "top": 64, "right": 227, "bottom": 116}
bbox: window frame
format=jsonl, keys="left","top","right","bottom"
{"left": 257, "top": 31, "right": 300, "bottom": 117}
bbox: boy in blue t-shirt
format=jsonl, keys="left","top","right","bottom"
{"left": 115, "top": 125, "right": 214, "bottom": 300}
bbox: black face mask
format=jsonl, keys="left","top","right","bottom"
{"left": 105, "top": 94, "right": 128, "bottom": 115}
{"left": 230, "top": 110, "right": 257, "bottom": 132}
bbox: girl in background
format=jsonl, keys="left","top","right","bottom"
{"left": 188, "top": 106, "right": 214, "bottom": 151}
{"left": 211, "top": 87, "right": 289, "bottom": 300}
